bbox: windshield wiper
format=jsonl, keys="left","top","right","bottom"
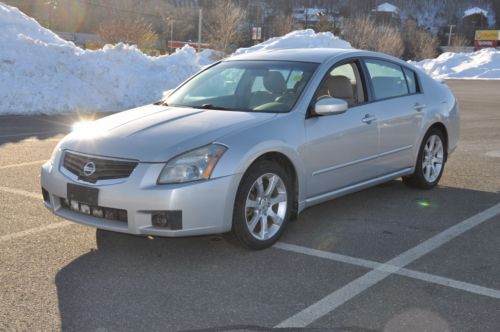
{"left": 172, "top": 104, "right": 250, "bottom": 112}
{"left": 194, "top": 104, "right": 229, "bottom": 110}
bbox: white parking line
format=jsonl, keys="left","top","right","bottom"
{"left": 0, "top": 130, "right": 60, "bottom": 139}
{"left": 276, "top": 202, "right": 500, "bottom": 328}
{"left": 0, "top": 186, "right": 41, "bottom": 199}
{"left": 0, "top": 185, "right": 74, "bottom": 243}
{"left": 0, "top": 221, "right": 73, "bottom": 244}
{"left": 0, "top": 160, "right": 46, "bottom": 170}
{"left": 274, "top": 242, "right": 500, "bottom": 299}
{"left": 3, "top": 183, "right": 500, "bottom": 319}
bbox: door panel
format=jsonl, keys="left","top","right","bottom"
{"left": 362, "top": 59, "right": 423, "bottom": 171}
{"left": 303, "top": 105, "right": 379, "bottom": 198}
{"left": 374, "top": 95, "right": 424, "bottom": 171}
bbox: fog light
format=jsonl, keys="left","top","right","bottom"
{"left": 152, "top": 213, "right": 169, "bottom": 227}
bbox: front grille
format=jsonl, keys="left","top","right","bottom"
{"left": 60, "top": 197, "right": 128, "bottom": 223}
{"left": 63, "top": 151, "right": 138, "bottom": 183}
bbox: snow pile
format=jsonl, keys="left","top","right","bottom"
{"left": 412, "top": 48, "right": 500, "bottom": 79}
{"left": 233, "top": 29, "right": 351, "bottom": 56}
{"left": 0, "top": 3, "right": 212, "bottom": 114}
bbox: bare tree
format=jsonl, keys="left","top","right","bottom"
{"left": 97, "top": 18, "right": 158, "bottom": 48}
{"left": 343, "top": 16, "right": 404, "bottom": 57}
{"left": 269, "top": 15, "right": 301, "bottom": 37}
{"left": 450, "top": 33, "right": 470, "bottom": 47}
{"left": 401, "top": 20, "right": 438, "bottom": 60}
{"left": 204, "top": 0, "right": 245, "bottom": 56}
{"left": 315, "top": 14, "right": 334, "bottom": 32}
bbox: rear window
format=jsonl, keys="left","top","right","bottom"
{"left": 365, "top": 59, "right": 409, "bottom": 100}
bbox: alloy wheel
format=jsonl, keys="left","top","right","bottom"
{"left": 244, "top": 173, "right": 288, "bottom": 241}
{"left": 422, "top": 134, "right": 444, "bottom": 183}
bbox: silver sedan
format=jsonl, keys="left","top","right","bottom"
{"left": 41, "top": 48, "right": 459, "bottom": 249}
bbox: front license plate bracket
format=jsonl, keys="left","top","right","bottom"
{"left": 67, "top": 183, "right": 99, "bottom": 206}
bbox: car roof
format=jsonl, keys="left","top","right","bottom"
{"left": 225, "top": 48, "right": 360, "bottom": 63}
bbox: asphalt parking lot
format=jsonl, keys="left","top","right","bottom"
{"left": 1, "top": 80, "right": 499, "bottom": 332}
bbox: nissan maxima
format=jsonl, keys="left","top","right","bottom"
{"left": 41, "top": 48, "right": 459, "bottom": 249}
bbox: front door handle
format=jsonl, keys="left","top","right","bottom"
{"left": 414, "top": 103, "right": 426, "bottom": 111}
{"left": 362, "top": 114, "right": 377, "bottom": 124}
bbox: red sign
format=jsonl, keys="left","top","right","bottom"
{"left": 167, "top": 40, "right": 210, "bottom": 49}
{"left": 474, "top": 40, "right": 498, "bottom": 50}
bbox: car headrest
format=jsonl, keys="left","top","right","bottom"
{"left": 326, "top": 75, "right": 353, "bottom": 100}
{"left": 263, "top": 71, "right": 286, "bottom": 95}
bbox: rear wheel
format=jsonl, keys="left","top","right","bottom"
{"left": 403, "top": 128, "right": 446, "bottom": 189}
{"left": 232, "top": 160, "right": 292, "bottom": 249}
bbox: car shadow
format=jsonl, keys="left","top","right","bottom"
{"left": 0, "top": 113, "right": 112, "bottom": 146}
{"left": 54, "top": 181, "right": 500, "bottom": 331}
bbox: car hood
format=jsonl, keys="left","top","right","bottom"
{"left": 60, "top": 104, "right": 276, "bottom": 162}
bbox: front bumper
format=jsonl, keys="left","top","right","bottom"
{"left": 40, "top": 160, "right": 240, "bottom": 237}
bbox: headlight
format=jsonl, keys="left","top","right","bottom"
{"left": 157, "top": 144, "right": 227, "bottom": 184}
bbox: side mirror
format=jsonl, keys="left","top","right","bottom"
{"left": 314, "top": 97, "right": 348, "bottom": 116}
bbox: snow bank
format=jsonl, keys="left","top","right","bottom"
{"left": 412, "top": 48, "right": 500, "bottom": 80}
{"left": 0, "top": 3, "right": 212, "bottom": 115}
{"left": 233, "top": 29, "right": 351, "bottom": 56}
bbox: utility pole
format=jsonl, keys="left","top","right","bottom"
{"left": 447, "top": 24, "right": 456, "bottom": 46}
{"left": 198, "top": 8, "right": 203, "bottom": 52}
{"left": 304, "top": 8, "right": 308, "bottom": 29}
{"left": 46, "top": 0, "right": 58, "bottom": 30}
{"left": 170, "top": 19, "right": 174, "bottom": 53}
{"left": 164, "top": 17, "right": 174, "bottom": 54}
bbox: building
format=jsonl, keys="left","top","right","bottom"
{"left": 371, "top": 2, "right": 401, "bottom": 26}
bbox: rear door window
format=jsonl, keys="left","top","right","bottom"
{"left": 364, "top": 59, "right": 409, "bottom": 100}
{"left": 403, "top": 67, "right": 419, "bottom": 94}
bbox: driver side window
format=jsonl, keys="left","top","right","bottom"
{"left": 315, "top": 61, "right": 365, "bottom": 107}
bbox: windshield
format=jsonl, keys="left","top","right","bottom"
{"left": 165, "top": 60, "right": 318, "bottom": 113}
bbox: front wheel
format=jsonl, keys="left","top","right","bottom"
{"left": 403, "top": 128, "right": 446, "bottom": 189}
{"left": 232, "top": 160, "right": 292, "bottom": 250}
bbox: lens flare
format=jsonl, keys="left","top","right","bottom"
{"left": 416, "top": 199, "right": 431, "bottom": 207}
{"left": 71, "top": 121, "right": 107, "bottom": 139}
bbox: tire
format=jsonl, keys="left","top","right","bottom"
{"left": 232, "top": 160, "right": 292, "bottom": 250}
{"left": 403, "top": 127, "right": 447, "bottom": 189}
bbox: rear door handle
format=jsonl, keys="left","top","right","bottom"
{"left": 362, "top": 114, "right": 377, "bottom": 124}
{"left": 414, "top": 103, "right": 426, "bottom": 111}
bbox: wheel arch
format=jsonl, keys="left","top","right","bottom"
{"left": 245, "top": 151, "right": 300, "bottom": 220}
{"left": 427, "top": 122, "right": 449, "bottom": 161}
